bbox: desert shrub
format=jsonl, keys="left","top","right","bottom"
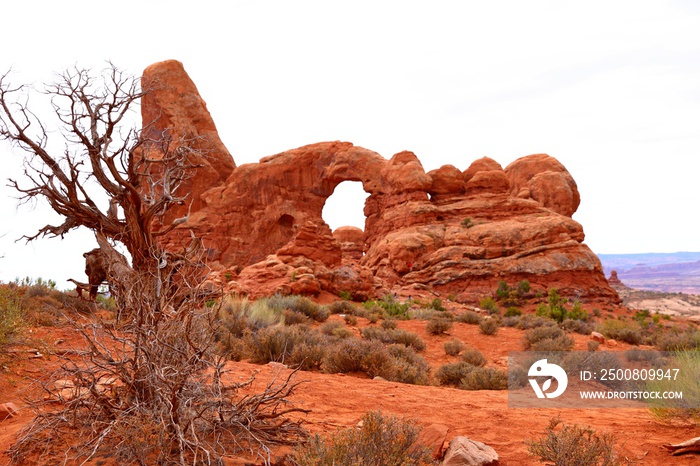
{"left": 329, "top": 300, "right": 357, "bottom": 315}
{"left": 429, "top": 297, "right": 446, "bottom": 312}
{"left": 288, "top": 332, "right": 329, "bottom": 371}
{"left": 435, "top": 361, "right": 475, "bottom": 386}
{"left": 367, "top": 312, "right": 380, "bottom": 324}
{"left": 320, "top": 320, "right": 354, "bottom": 340}
{"left": 456, "top": 310, "right": 482, "bottom": 325}
{"left": 655, "top": 329, "right": 700, "bottom": 351}
{"left": 646, "top": 350, "right": 700, "bottom": 426}
{"left": 321, "top": 339, "right": 394, "bottom": 379}
{"left": 0, "top": 285, "right": 26, "bottom": 346}
{"left": 344, "top": 314, "right": 358, "bottom": 326}
{"left": 527, "top": 417, "right": 619, "bottom": 466}
{"left": 504, "top": 307, "right": 522, "bottom": 317}
{"left": 293, "top": 410, "right": 433, "bottom": 466}
{"left": 523, "top": 326, "right": 574, "bottom": 351}
{"left": 381, "top": 319, "right": 398, "bottom": 330}
{"left": 283, "top": 309, "right": 310, "bottom": 326}
{"left": 361, "top": 327, "right": 426, "bottom": 351}
{"left": 443, "top": 338, "right": 464, "bottom": 356}
{"left": 426, "top": 317, "right": 453, "bottom": 335}
{"left": 479, "top": 297, "right": 499, "bottom": 314}
{"left": 386, "top": 345, "right": 431, "bottom": 385}
{"left": 363, "top": 294, "right": 409, "bottom": 319}
{"left": 587, "top": 340, "right": 600, "bottom": 351}
{"left": 247, "top": 298, "right": 285, "bottom": 329}
{"left": 460, "top": 348, "right": 487, "bottom": 367}
{"left": 460, "top": 367, "right": 508, "bottom": 390}
{"left": 560, "top": 318, "right": 594, "bottom": 335}
{"left": 479, "top": 318, "right": 499, "bottom": 335}
{"left": 247, "top": 325, "right": 308, "bottom": 364}
{"left": 508, "top": 365, "right": 529, "bottom": 388}
{"left": 268, "top": 294, "right": 330, "bottom": 322}
{"left": 502, "top": 316, "right": 521, "bottom": 327}
{"left": 338, "top": 290, "right": 352, "bottom": 301}
{"left": 516, "top": 314, "right": 555, "bottom": 330}
{"left": 320, "top": 320, "right": 343, "bottom": 335}
{"left": 597, "top": 319, "right": 642, "bottom": 345}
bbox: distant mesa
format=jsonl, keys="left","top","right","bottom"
{"left": 143, "top": 59, "right": 620, "bottom": 304}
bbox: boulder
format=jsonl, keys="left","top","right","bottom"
{"left": 441, "top": 436, "right": 499, "bottom": 466}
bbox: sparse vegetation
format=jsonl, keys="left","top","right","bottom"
{"left": 460, "top": 367, "right": 508, "bottom": 390}
{"left": 435, "top": 361, "right": 475, "bottom": 386}
{"left": 523, "top": 326, "right": 574, "bottom": 351}
{"left": 443, "top": 338, "right": 464, "bottom": 356}
{"left": 426, "top": 317, "right": 453, "bottom": 335}
{"left": 479, "top": 318, "right": 499, "bottom": 335}
{"left": 457, "top": 310, "right": 482, "bottom": 325}
{"left": 460, "top": 347, "right": 487, "bottom": 367}
{"left": 293, "top": 410, "right": 434, "bottom": 466}
{"left": 361, "top": 327, "right": 426, "bottom": 351}
{"left": 646, "top": 350, "right": 700, "bottom": 426}
{"left": 527, "top": 417, "right": 619, "bottom": 466}
{"left": 597, "top": 319, "right": 642, "bottom": 345}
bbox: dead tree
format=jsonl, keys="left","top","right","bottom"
{"left": 1, "top": 64, "right": 306, "bottom": 465}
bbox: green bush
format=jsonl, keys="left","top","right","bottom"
{"left": 292, "top": 410, "right": 433, "bottom": 466}
{"left": 523, "top": 326, "right": 574, "bottom": 351}
{"left": 527, "top": 417, "right": 619, "bottom": 466}
{"left": 443, "top": 338, "right": 464, "bottom": 356}
{"left": 426, "top": 317, "right": 453, "bottom": 335}
{"left": 478, "top": 318, "right": 499, "bottom": 336}
{"left": 479, "top": 297, "right": 499, "bottom": 314}
{"left": 460, "top": 367, "right": 508, "bottom": 390}
{"left": 460, "top": 348, "right": 487, "bottom": 367}
{"left": 363, "top": 295, "right": 410, "bottom": 319}
{"left": 504, "top": 307, "right": 522, "bottom": 317}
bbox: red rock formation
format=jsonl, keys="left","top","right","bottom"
{"left": 143, "top": 60, "right": 619, "bottom": 304}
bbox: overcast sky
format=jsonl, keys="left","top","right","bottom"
{"left": 1, "top": 0, "right": 699, "bottom": 287}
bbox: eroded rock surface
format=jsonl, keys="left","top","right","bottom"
{"left": 144, "top": 60, "right": 619, "bottom": 303}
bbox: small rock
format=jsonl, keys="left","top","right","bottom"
{"left": 442, "top": 436, "right": 498, "bottom": 466}
{"left": 0, "top": 402, "right": 19, "bottom": 421}
{"left": 590, "top": 331, "right": 605, "bottom": 344}
{"left": 606, "top": 339, "right": 618, "bottom": 347}
{"left": 267, "top": 361, "right": 288, "bottom": 370}
{"left": 373, "top": 376, "right": 388, "bottom": 382}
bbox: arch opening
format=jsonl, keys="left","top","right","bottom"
{"left": 322, "top": 181, "right": 369, "bottom": 232}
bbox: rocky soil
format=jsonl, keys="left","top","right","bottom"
{"left": 1, "top": 293, "right": 699, "bottom": 465}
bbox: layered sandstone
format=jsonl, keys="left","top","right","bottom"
{"left": 143, "top": 60, "right": 619, "bottom": 303}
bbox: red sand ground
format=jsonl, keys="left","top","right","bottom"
{"left": 1, "top": 313, "right": 699, "bottom": 465}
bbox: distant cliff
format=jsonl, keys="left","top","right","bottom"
{"left": 599, "top": 252, "right": 700, "bottom": 294}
